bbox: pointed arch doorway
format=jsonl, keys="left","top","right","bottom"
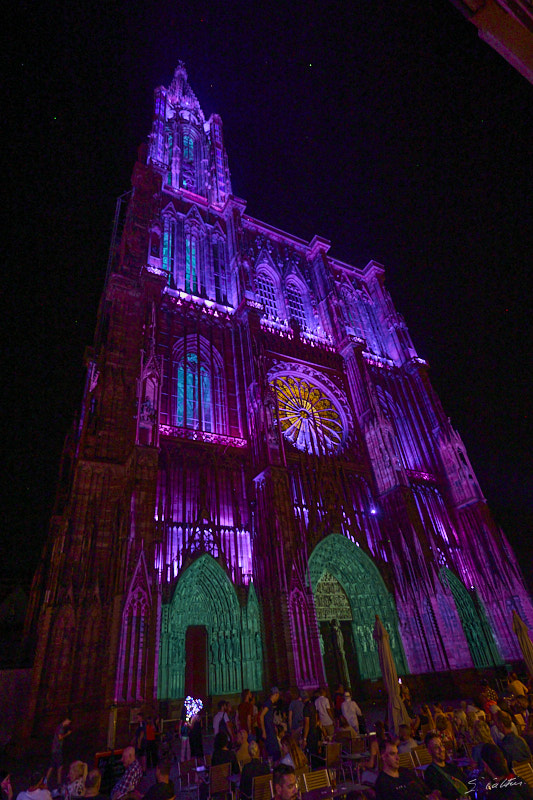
{"left": 158, "top": 554, "right": 263, "bottom": 699}
{"left": 309, "top": 534, "right": 407, "bottom": 688}
{"left": 315, "top": 572, "right": 357, "bottom": 689}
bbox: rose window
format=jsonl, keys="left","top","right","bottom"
{"left": 271, "top": 375, "right": 345, "bottom": 453}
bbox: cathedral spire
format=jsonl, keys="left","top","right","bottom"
{"left": 148, "top": 63, "right": 231, "bottom": 204}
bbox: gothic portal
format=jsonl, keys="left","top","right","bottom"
{"left": 24, "top": 63, "right": 533, "bottom": 738}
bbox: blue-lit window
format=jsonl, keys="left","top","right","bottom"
{"left": 172, "top": 347, "right": 226, "bottom": 433}
{"left": 185, "top": 233, "right": 198, "bottom": 294}
{"left": 183, "top": 134, "right": 194, "bottom": 161}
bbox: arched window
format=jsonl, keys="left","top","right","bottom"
{"left": 286, "top": 283, "right": 307, "bottom": 328}
{"left": 183, "top": 134, "right": 194, "bottom": 162}
{"left": 213, "top": 238, "right": 226, "bottom": 304}
{"left": 256, "top": 273, "right": 279, "bottom": 320}
{"left": 171, "top": 338, "right": 226, "bottom": 433}
{"left": 185, "top": 232, "right": 198, "bottom": 294}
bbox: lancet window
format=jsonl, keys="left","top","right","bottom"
{"left": 256, "top": 273, "right": 279, "bottom": 320}
{"left": 213, "top": 238, "right": 226, "bottom": 304}
{"left": 286, "top": 283, "right": 307, "bottom": 328}
{"left": 171, "top": 337, "right": 226, "bottom": 433}
{"left": 185, "top": 232, "right": 198, "bottom": 294}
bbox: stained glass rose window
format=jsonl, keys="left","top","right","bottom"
{"left": 271, "top": 375, "right": 345, "bottom": 453}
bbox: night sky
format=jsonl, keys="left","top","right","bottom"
{"left": 3, "top": 1, "right": 532, "bottom": 591}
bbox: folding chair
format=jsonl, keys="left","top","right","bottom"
{"left": 294, "top": 766, "right": 310, "bottom": 793}
{"left": 209, "top": 762, "right": 232, "bottom": 800}
{"left": 179, "top": 758, "right": 200, "bottom": 799}
{"left": 251, "top": 774, "right": 273, "bottom": 800}
{"left": 302, "top": 769, "right": 330, "bottom": 792}
{"left": 398, "top": 752, "right": 415, "bottom": 770}
{"left": 413, "top": 746, "right": 432, "bottom": 768}
{"left": 513, "top": 761, "right": 533, "bottom": 788}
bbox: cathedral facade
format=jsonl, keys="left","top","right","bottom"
{"left": 24, "top": 64, "right": 533, "bottom": 737}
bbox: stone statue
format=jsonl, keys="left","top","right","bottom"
{"left": 331, "top": 618, "right": 350, "bottom": 688}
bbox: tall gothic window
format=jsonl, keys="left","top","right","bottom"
{"left": 213, "top": 239, "right": 226, "bottom": 304}
{"left": 185, "top": 233, "right": 198, "bottom": 294}
{"left": 183, "top": 134, "right": 194, "bottom": 162}
{"left": 286, "top": 284, "right": 307, "bottom": 328}
{"left": 172, "top": 340, "right": 226, "bottom": 433}
{"left": 256, "top": 274, "right": 278, "bottom": 320}
{"left": 162, "top": 218, "right": 176, "bottom": 283}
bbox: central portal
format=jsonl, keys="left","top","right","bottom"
{"left": 185, "top": 625, "right": 208, "bottom": 698}
{"left": 315, "top": 572, "right": 359, "bottom": 689}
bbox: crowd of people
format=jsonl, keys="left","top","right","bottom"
{"left": 2, "top": 673, "right": 533, "bottom": 800}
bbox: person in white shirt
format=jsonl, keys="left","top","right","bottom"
{"left": 340, "top": 690, "right": 362, "bottom": 734}
{"left": 315, "top": 687, "right": 334, "bottom": 737}
{"left": 213, "top": 700, "right": 231, "bottom": 737}
{"left": 16, "top": 773, "right": 52, "bottom": 800}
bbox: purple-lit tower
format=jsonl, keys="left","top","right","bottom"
{"left": 24, "top": 63, "right": 533, "bottom": 739}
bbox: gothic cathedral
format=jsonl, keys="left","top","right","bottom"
{"left": 24, "top": 64, "right": 533, "bottom": 738}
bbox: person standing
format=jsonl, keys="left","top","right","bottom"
{"left": 47, "top": 715, "right": 72, "bottom": 787}
{"left": 134, "top": 714, "right": 147, "bottom": 772}
{"left": 315, "top": 687, "right": 334, "bottom": 738}
{"left": 341, "top": 690, "right": 362, "bottom": 735}
{"left": 260, "top": 687, "right": 281, "bottom": 761}
{"left": 145, "top": 716, "right": 158, "bottom": 770}
{"left": 302, "top": 691, "right": 321, "bottom": 769}
{"left": 288, "top": 690, "right": 304, "bottom": 737}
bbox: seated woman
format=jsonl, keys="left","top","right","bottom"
{"left": 211, "top": 732, "right": 239, "bottom": 775}
{"left": 64, "top": 762, "right": 88, "bottom": 800}
{"left": 279, "top": 734, "right": 307, "bottom": 770}
{"left": 239, "top": 741, "right": 270, "bottom": 800}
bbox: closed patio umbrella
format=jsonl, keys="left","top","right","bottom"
{"left": 373, "top": 614, "right": 410, "bottom": 737}
{"left": 512, "top": 610, "right": 533, "bottom": 678}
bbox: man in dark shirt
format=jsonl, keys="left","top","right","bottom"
{"left": 375, "top": 739, "right": 439, "bottom": 800}
{"left": 424, "top": 733, "right": 469, "bottom": 800}
{"left": 302, "top": 691, "right": 321, "bottom": 769}
{"left": 142, "top": 762, "right": 174, "bottom": 800}
{"left": 497, "top": 711, "right": 532, "bottom": 769}
{"left": 239, "top": 742, "right": 270, "bottom": 800}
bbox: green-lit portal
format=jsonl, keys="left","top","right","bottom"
{"left": 158, "top": 554, "right": 263, "bottom": 698}
{"left": 440, "top": 567, "right": 502, "bottom": 668}
{"left": 309, "top": 534, "right": 407, "bottom": 681}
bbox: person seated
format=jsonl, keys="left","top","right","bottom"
{"left": 279, "top": 734, "right": 307, "bottom": 770}
{"left": 16, "top": 773, "right": 52, "bottom": 800}
{"left": 142, "top": 761, "right": 174, "bottom": 800}
{"left": 83, "top": 770, "right": 107, "bottom": 800}
{"left": 481, "top": 742, "right": 533, "bottom": 799}
{"left": 508, "top": 673, "right": 529, "bottom": 699}
{"left": 424, "top": 733, "right": 469, "bottom": 800}
{"left": 471, "top": 719, "right": 494, "bottom": 767}
{"left": 434, "top": 714, "right": 455, "bottom": 758}
{"left": 211, "top": 732, "right": 239, "bottom": 775}
{"left": 496, "top": 711, "right": 532, "bottom": 770}
{"left": 110, "top": 748, "right": 143, "bottom": 800}
{"left": 64, "top": 762, "right": 88, "bottom": 800}
{"left": 235, "top": 730, "right": 251, "bottom": 767}
{"left": 374, "top": 739, "right": 440, "bottom": 799}
{"left": 397, "top": 724, "right": 418, "bottom": 754}
{"left": 272, "top": 765, "right": 297, "bottom": 800}
{"left": 239, "top": 742, "right": 270, "bottom": 800}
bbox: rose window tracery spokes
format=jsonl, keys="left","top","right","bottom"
{"left": 271, "top": 375, "right": 345, "bottom": 453}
